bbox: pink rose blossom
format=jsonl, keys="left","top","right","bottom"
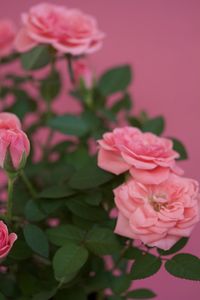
{"left": 0, "top": 221, "right": 17, "bottom": 259}
{"left": 15, "top": 3, "right": 104, "bottom": 55}
{"left": 73, "top": 60, "right": 93, "bottom": 88}
{"left": 98, "top": 126, "right": 183, "bottom": 184}
{"left": 114, "top": 174, "right": 200, "bottom": 250}
{"left": 0, "top": 19, "right": 16, "bottom": 57}
{"left": 0, "top": 113, "right": 30, "bottom": 171}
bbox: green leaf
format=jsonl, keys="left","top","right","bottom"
{"left": 128, "top": 116, "right": 142, "bottom": 129}
{"left": 98, "top": 65, "right": 132, "bottom": 96}
{"left": 9, "top": 89, "right": 37, "bottom": 118}
{"left": 171, "top": 138, "right": 188, "bottom": 160}
{"left": 66, "top": 196, "right": 107, "bottom": 221}
{"left": 40, "top": 69, "right": 61, "bottom": 102}
{"left": 53, "top": 243, "right": 88, "bottom": 281}
{"left": 131, "top": 254, "right": 162, "bottom": 280}
{"left": 20, "top": 45, "right": 51, "bottom": 70}
{"left": 124, "top": 247, "right": 143, "bottom": 260}
{"left": 142, "top": 116, "right": 165, "bottom": 135}
{"left": 46, "top": 224, "right": 86, "bottom": 246}
{"left": 111, "top": 93, "right": 132, "bottom": 113}
{"left": 85, "top": 227, "right": 121, "bottom": 255}
{"left": 32, "top": 288, "right": 57, "bottom": 300}
{"left": 55, "top": 287, "right": 87, "bottom": 300}
{"left": 23, "top": 224, "right": 49, "bottom": 258}
{"left": 165, "top": 253, "right": 200, "bottom": 280}
{"left": 0, "top": 292, "right": 6, "bottom": 300}
{"left": 48, "top": 115, "right": 89, "bottom": 137}
{"left": 69, "top": 160, "right": 114, "bottom": 190}
{"left": 25, "top": 200, "right": 46, "bottom": 222}
{"left": 111, "top": 275, "right": 131, "bottom": 295}
{"left": 157, "top": 237, "right": 188, "bottom": 256}
{"left": 8, "top": 240, "right": 32, "bottom": 260}
{"left": 127, "top": 288, "right": 156, "bottom": 299}
{"left": 39, "top": 185, "right": 76, "bottom": 199}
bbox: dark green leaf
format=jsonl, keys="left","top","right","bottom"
{"left": 10, "top": 89, "right": 37, "bottom": 119}
{"left": 25, "top": 200, "right": 46, "bottom": 222}
{"left": 157, "top": 237, "right": 188, "bottom": 256}
{"left": 127, "top": 288, "right": 156, "bottom": 299}
{"left": 46, "top": 224, "right": 86, "bottom": 246}
{"left": 8, "top": 240, "right": 32, "bottom": 260}
{"left": 69, "top": 160, "right": 114, "bottom": 190}
{"left": 142, "top": 116, "right": 165, "bottom": 135}
{"left": 40, "top": 69, "right": 61, "bottom": 102}
{"left": 128, "top": 117, "right": 142, "bottom": 129}
{"left": 20, "top": 45, "right": 51, "bottom": 70}
{"left": 23, "top": 224, "right": 49, "bottom": 258}
{"left": 111, "top": 275, "right": 131, "bottom": 295}
{"left": 165, "top": 253, "right": 200, "bottom": 280}
{"left": 32, "top": 288, "right": 57, "bottom": 300}
{"left": 111, "top": 93, "right": 132, "bottom": 113}
{"left": 98, "top": 65, "right": 132, "bottom": 96}
{"left": 171, "top": 138, "right": 188, "bottom": 160}
{"left": 0, "top": 292, "right": 5, "bottom": 300}
{"left": 85, "top": 227, "right": 121, "bottom": 255}
{"left": 55, "top": 287, "right": 87, "bottom": 300}
{"left": 131, "top": 254, "right": 162, "bottom": 280}
{"left": 48, "top": 115, "right": 89, "bottom": 137}
{"left": 39, "top": 185, "right": 75, "bottom": 199}
{"left": 53, "top": 243, "right": 88, "bottom": 281}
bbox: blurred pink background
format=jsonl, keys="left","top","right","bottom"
{"left": 1, "top": 0, "right": 200, "bottom": 298}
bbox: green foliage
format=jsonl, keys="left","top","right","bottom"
{"left": 20, "top": 45, "right": 51, "bottom": 70}
{"left": 165, "top": 254, "right": 200, "bottom": 280}
{"left": 40, "top": 69, "right": 61, "bottom": 102}
{"left": 23, "top": 224, "right": 49, "bottom": 258}
{"left": 131, "top": 253, "right": 162, "bottom": 280}
{"left": 53, "top": 242, "right": 88, "bottom": 282}
{"left": 157, "top": 237, "right": 188, "bottom": 256}
{"left": 98, "top": 65, "right": 132, "bottom": 96}
{"left": 142, "top": 116, "right": 165, "bottom": 135}
{"left": 171, "top": 138, "right": 188, "bottom": 160}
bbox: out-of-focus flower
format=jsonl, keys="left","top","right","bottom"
{"left": 0, "top": 19, "right": 16, "bottom": 57}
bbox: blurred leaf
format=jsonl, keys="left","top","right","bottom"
{"left": 85, "top": 227, "right": 121, "bottom": 255}
{"left": 25, "top": 200, "right": 46, "bottom": 222}
{"left": 127, "top": 288, "right": 156, "bottom": 299}
{"left": 40, "top": 69, "right": 61, "bottom": 102}
{"left": 23, "top": 224, "right": 49, "bottom": 258}
{"left": 53, "top": 243, "right": 88, "bottom": 281}
{"left": 171, "top": 138, "right": 188, "bottom": 160}
{"left": 32, "top": 288, "right": 57, "bottom": 300}
{"left": 128, "top": 116, "right": 142, "bottom": 129}
{"left": 157, "top": 237, "right": 188, "bottom": 256}
{"left": 131, "top": 253, "right": 162, "bottom": 280}
{"left": 111, "top": 275, "right": 131, "bottom": 295}
{"left": 55, "top": 287, "right": 87, "bottom": 300}
{"left": 124, "top": 247, "right": 143, "bottom": 260}
{"left": 8, "top": 240, "right": 32, "bottom": 261}
{"left": 142, "top": 116, "right": 165, "bottom": 135}
{"left": 9, "top": 89, "right": 37, "bottom": 118}
{"left": 0, "top": 276, "right": 19, "bottom": 298}
{"left": 46, "top": 224, "right": 86, "bottom": 246}
{"left": 48, "top": 115, "right": 89, "bottom": 137}
{"left": 39, "top": 185, "right": 76, "bottom": 199}
{"left": 83, "top": 191, "right": 103, "bottom": 206}
{"left": 98, "top": 65, "right": 132, "bottom": 96}
{"left": 0, "top": 292, "right": 5, "bottom": 300}
{"left": 111, "top": 93, "right": 132, "bottom": 113}
{"left": 69, "top": 160, "right": 114, "bottom": 190}
{"left": 165, "top": 253, "right": 200, "bottom": 280}
{"left": 20, "top": 45, "right": 51, "bottom": 70}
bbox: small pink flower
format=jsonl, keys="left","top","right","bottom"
{"left": 0, "top": 113, "right": 30, "bottom": 172}
{"left": 0, "top": 221, "right": 17, "bottom": 259}
{"left": 73, "top": 60, "right": 93, "bottom": 88}
{"left": 47, "top": 218, "right": 60, "bottom": 228}
{"left": 114, "top": 174, "right": 200, "bottom": 250}
{"left": 15, "top": 3, "right": 104, "bottom": 55}
{"left": 98, "top": 127, "right": 183, "bottom": 184}
{"left": 0, "top": 19, "right": 16, "bottom": 57}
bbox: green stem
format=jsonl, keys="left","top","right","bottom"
{"left": 6, "top": 174, "right": 16, "bottom": 221}
{"left": 66, "top": 55, "right": 75, "bottom": 85}
{"left": 20, "top": 170, "right": 37, "bottom": 198}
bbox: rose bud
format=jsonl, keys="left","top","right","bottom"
{"left": 0, "top": 221, "right": 17, "bottom": 259}
{"left": 73, "top": 60, "right": 94, "bottom": 89}
{"left": 0, "top": 112, "right": 21, "bottom": 130}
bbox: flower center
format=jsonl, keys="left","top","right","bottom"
{"left": 149, "top": 193, "right": 168, "bottom": 212}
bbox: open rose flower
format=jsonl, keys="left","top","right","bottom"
{"left": 98, "top": 126, "right": 183, "bottom": 184}
{"left": 0, "top": 113, "right": 30, "bottom": 172}
{"left": 15, "top": 3, "right": 104, "bottom": 55}
{"left": 0, "top": 221, "right": 17, "bottom": 259}
{"left": 0, "top": 19, "right": 16, "bottom": 57}
{"left": 114, "top": 174, "right": 200, "bottom": 250}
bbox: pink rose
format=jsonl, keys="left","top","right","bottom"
{"left": 98, "top": 127, "right": 183, "bottom": 184}
{"left": 73, "top": 60, "right": 93, "bottom": 88}
{"left": 0, "top": 113, "right": 30, "bottom": 171}
{"left": 15, "top": 3, "right": 104, "bottom": 55}
{"left": 0, "top": 19, "right": 16, "bottom": 57}
{"left": 0, "top": 221, "right": 17, "bottom": 259}
{"left": 114, "top": 174, "right": 200, "bottom": 250}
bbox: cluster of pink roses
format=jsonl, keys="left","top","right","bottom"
{"left": 0, "top": 113, "right": 30, "bottom": 259}
{"left": 0, "top": 3, "right": 104, "bottom": 58}
{"left": 98, "top": 127, "right": 200, "bottom": 250}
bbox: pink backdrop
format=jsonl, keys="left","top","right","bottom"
{"left": 1, "top": 0, "right": 200, "bottom": 298}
